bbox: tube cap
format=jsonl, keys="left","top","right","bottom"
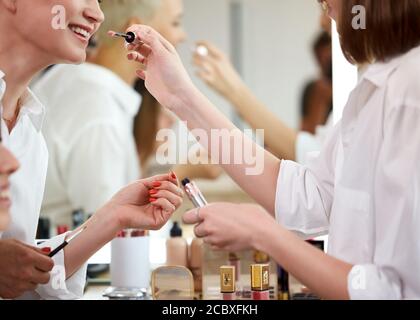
{"left": 250, "top": 264, "right": 270, "bottom": 291}
{"left": 170, "top": 221, "right": 182, "bottom": 237}
{"left": 220, "top": 266, "right": 236, "bottom": 293}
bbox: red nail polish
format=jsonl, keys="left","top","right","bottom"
{"left": 41, "top": 247, "right": 51, "bottom": 254}
{"left": 153, "top": 181, "right": 162, "bottom": 187}
{"left": 149, "top": 189, "right": 157, "bottom": 195}
{"left": 150, "top": 198, "right": 157, "bottom": 202}
{"left": 171, "top": 172, "right": 176, "bottom": 179}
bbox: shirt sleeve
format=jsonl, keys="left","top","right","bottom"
{"left": 295, "top": 131, "right": 322, "bottom": 165}
{"left": 275, "top": 123, "right": 341, "bottom": 238}
{"left": 63, "top": 123, "right": 130, "bottom": 215}
{"left": 35, "top": 233, "right": 87, "bottom": 300}
{"left": 348, "top": 103, "right": 420, "bottom": 300}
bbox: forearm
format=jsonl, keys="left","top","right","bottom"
{"left": 175, "top": 88, "right": 281, "bottom": 214}
{"left": 63, "top": 204, "right": 120, "bottom": 278}
{"left": 256, "top": 223, "right": 352, "bottom": 300}
{"left": 229, "top": 85, "right": 298, "bottom": 161}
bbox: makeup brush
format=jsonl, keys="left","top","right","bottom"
{"left": 48, "top": 226, "right": 87, "bottom": 258}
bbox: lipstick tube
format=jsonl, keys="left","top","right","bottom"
{"left": 250, "top": 264, "right": 270, "bottom": 300}
{"left": 182, "top": 178, "right": 208, "bottom": 208}
{"left": 220, "top": 266, "right": 236, "bottom": 300}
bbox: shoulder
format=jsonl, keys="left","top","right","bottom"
{"left": 387, "top": 49, "right": 420, "bottom": 109}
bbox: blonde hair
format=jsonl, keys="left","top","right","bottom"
{"left": 96, "top": 0, "right": 162, "bottom": 46}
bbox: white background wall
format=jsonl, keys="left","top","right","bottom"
{"left": 178, "top": 0, "right": 322, "bottom": 129}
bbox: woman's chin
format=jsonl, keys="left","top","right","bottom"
{"left": 60, "top": 49, "right": 87, "bottom": 65}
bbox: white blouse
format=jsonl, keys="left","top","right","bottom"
{"left": 0, "top": 70, "right": 86, "bottom": 299}
{"left": 275, "top": 45, "right": 420, "bottom": 299}
{"left": 33, "top": 63, "right": 141, "bottom": 226}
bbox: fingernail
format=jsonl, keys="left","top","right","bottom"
{"left": 153, "top": 181, "right": 162, "bottom": 187}
{"left": 171, "top": 172, "right": 176, "bottom": 179}
{"left": 41, "top": 247, "right": 51, "bottom": 254}
{"left": 149, "top": 189, "right": 157, "bottom": 195}
{"left": 149, "top": 198, "right": 157, "bottom": 202}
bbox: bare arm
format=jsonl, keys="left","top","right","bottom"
{"left": 125, "top": 25, "right": 281, "bottom": 214}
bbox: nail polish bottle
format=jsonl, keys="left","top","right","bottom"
{"left": 250, "top": 264, "right": 270, "bottom": 300}
{"left": 220, "top": 266, "right": 236, "bottom": 300}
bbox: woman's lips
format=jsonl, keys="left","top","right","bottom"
{"left": 68, "top": 24, "right": 93, "bottom": 45}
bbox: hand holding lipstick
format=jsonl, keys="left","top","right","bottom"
{"left": 183, "top": 203, "right": 275, "bottom": 252}
{"left": 106, "top": 172, "right": 183, "bottom": 231}
{"left": 109, "top": 25, "right": 198, "bottom": 113}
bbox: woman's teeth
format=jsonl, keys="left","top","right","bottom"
{"left": 70, "top": 26, "right": 91, "bottom": 39}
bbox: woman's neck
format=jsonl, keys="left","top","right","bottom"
{"left": 91, "top": 44, "right": 138, "bottom": 87}
{"left": 0, "top": 22, "right": 51, "bottom": 130}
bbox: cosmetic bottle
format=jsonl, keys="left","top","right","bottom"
{"left": 166, "top": 222, "right": 188, "bottom": 267}
{"left": 250, "top": 264, "right": 270, "bottom": 300}
{"left": 277, "top": 265, "right": 290, "bottom": 300}
{"left": 189, "top": 237, "right": 203, "bottom": 293}
{"left": 220, "top": 266, "right": 236, "bottom": 300}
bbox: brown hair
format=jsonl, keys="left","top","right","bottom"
{"left": 338, "top": 0, "right": 420, "bottom": 64}
{"left": 133, "top": 79, "right": 160, "bottom": 170}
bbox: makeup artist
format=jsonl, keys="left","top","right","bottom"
{"left": 125, "top": 0, "right": 420, "bottom": 299}
{"left": 0, "top": 0, "right": 183, "bottom": 299}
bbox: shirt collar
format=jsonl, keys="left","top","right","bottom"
{"left": 362, "top": 44, "right": 420, "bottom": 87}
{"left": 79, "top": 63, "right": 141, "bottom": 117}
{"left": 0, "top": 70, "right": 45, "bottom": 132}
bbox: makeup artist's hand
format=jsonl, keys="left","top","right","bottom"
{"left": 0, "top": 239, "right": 53, "bottom": 299}
{"left": 107, "top": 172, "right": 183, "bottom": 231}
{"left": 193, "top": 41, "right": 245, "bottom": 101}
{"left": 119, "top": 25, "right": 199, "bottom": 112}
{"left": 183, "top": 203, "right": 275, "bottom": 252}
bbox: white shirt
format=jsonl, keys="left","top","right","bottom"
{"left": 0, "top": 70, "right": 87, "bottom": 299}
{"left": 275, "top": 45, "right": 420, "bottom": 300}
{"left": 295, "top": 115, "right": 333, "bottom": 165}
{"left": 33, "top": 64, "right": 141, "bottom": 226}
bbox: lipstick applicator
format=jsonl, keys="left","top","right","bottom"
{"left": 108, "top": 31, "right": 136, "bottom": 43}
{"left": 181, "top": 178, "right": 208, "bottom": 208}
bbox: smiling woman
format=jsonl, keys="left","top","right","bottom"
{"left": 0, "top": 0, "right": 183, "bottom": 300}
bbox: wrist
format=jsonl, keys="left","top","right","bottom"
{"left": 95, "top": 202, "right": 123, "bottom": 234}
{"left": 253, "top": 218, "right": 281, "bottom": 254}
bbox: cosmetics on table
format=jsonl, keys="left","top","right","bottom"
{"left": 220, "top": 266, "right": 236, "bottom": 300}
{"left": 166, "top": 221, "right": 188, "bottom": 267}
{"left": 277, "top": 265, "right": 290, "bottom": 300}
{"left": 250, "top": 264, "right": 270, "bottom": 300}
{"left": 110, "top": 228, "right": 150, "bottom": 298}
{"left": 189, "top": 237, "right": 204, "bottom": 293}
